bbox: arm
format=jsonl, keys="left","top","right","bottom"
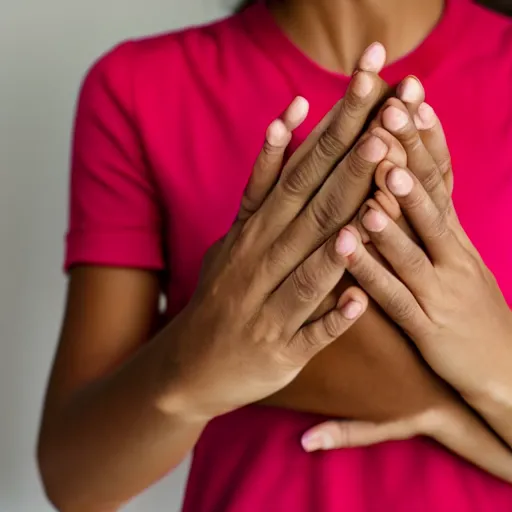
{"left": 38, "top": 267, "right": 207, "bottom": 512}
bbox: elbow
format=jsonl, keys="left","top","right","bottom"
{"left": 37, "top": 436, "right": 74, "bottom": 512}
{"left": 37, "top": 436, "right": 119, "bottom": 512}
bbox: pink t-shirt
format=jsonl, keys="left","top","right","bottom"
{"left": 65, "top": 0, "right": 512, "bottom": 510}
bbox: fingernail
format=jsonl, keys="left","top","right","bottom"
{"left": 286, "top": 96, "right": 310, "bottom": 126}
{"left": 356, "top": 135, "right": 388, "bottom": 163}
{"left": 397, "top": 76, "right": 422, "bottom": 103}
{"left": 301, "top": 431, "right": 334, "bottom": 452}
{"left": 387, "top": 168, "right": 414, "bottom": 196}
{"left": 352, "top": 71, "right": 373, "bottom": 98}
{"left": 362, "top": 209, "right": 389, "bottom": 233}
{"left": 266, "top": 119, "right": 288, "bottom": 147}
{"left": 335, "top": 229, "right": 358, "bottom": 256}
{"left": 382, "top": 106, "right": 409, "bottom": 131}
{"left": 413, "top": 102, "right": 436, "bottom": 130}
{"left": 341, "top": 300, "right": 363, "bottom": 320}
{"left": 359, "top": 42, "right": 386, "bottom": 73}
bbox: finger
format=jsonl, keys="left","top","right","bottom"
{"left": 265, "top": 229, "right": 361, "bottom": 335}
{"left": 412, "top": 102, "right": 453, "bottom": 195}
{"left": 237, "top": 97, "right": 309, "bottom": 222}
{"left": 396, "top": 75, "right": 425, "bottom": 121}
{"left": 290, "top": 287, "right": 368, "bottom": 358}
{"left": 263, "top": 131, "right": 390, "bottom": 286}
{"left": 385, "top": 168, "right": 461, "bottom": 262}
{"left": 361, "top": 206, "right": 437, "bottom": 296}
{"left": 336, "top": 227, "right": 428, "bottom": 334}
{"left": 255, "top": 43, "right": 390, "bottom": 245}
{"left": 381, "top": 100, "right": 452, "bottom": 214}
{"left": 301, "top": 417, "right": 420, "bottom": 451}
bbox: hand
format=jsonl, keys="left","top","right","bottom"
{"left": 158, "top": 44, "right": 395, "bottom": 420}
{"left": 340, "top": 103, "right": 512, "bottom": 401}
{"left": 301, "top": 99, "right": 512, "bottom": 483}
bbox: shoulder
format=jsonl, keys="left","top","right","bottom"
{"left": 78, "top": 12, "right": 251, "bottom": 109}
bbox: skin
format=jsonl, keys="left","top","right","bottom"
{"left": 37, "top": 1, "right": 512, "bottom": 510}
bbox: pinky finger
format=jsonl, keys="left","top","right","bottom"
{"left": 293, "top": 287, "right": 368, "bottom": 355}
{"left": 301, "top": 417, "right": 420, "bottom": 452}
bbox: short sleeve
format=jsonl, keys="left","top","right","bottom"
{"left": 64, "top": 42, "right": 164, "bottom": 272}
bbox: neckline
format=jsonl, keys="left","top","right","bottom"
{"left": 240, "top": 0, "right": 469, "bottom": 88}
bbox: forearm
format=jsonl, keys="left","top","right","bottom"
{"left": 462, "top": 320, "right": 512, "bottom": 448}
{"left": 38, "top": 322, "right": 206, "bottom": 512}
{"left": 262, "top": 300, "right": 446, "bottom": 421}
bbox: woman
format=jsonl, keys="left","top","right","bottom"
{"left": 37, "top": 0, "right": 512, "bottom": 510}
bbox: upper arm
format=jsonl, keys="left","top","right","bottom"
{"left": 45, "top": 267, "right": 161, "bottom": 413}
{"left": 44, "top": 42, "right": 166, "bottom": 415}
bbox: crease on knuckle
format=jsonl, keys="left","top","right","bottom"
{"left": 345, "top": 150, "right": 375, "bottom": 181}
{"left": 316, "top": 126, "right": 348, "bottom": 161}
{"left": 340, "top": 92, "right": 366, "bottom": 122}
{"left": 307, "top": 195, "right": 339, "bottom": 234}
{"left": 420, "top": 164, "right": 443, "bottom": 195}
{"left": 291, "top": 264, "right": 319, "bottom": 303}
{"left": 322, "top": 311, "right": 345, "bottom": 339}
{"left": 401, "top": 129, "right": 423, "bottom": 152}
{"left": 384, "top": 290, "right": 416, "bottom": 323}
{"left": 280, "top": 163, "right": 316, "bottom": 197}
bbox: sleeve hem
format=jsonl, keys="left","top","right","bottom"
{"left": 64, "top": 230, "right": 165, "bottom": 272}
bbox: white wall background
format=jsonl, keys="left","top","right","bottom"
{"left": 0, "top": 1, "right": 232, "bottom": 510}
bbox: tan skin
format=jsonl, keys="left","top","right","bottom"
{"left": 37, "top": 2, "right": 512, "bottom": 511}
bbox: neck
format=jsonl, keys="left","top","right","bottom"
{"left": 268, "top": 0, "right": 445, "bottom": 75}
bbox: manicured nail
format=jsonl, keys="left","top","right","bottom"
{"left": 397, "top": 76, "right": 423, "bottom": 103}
{"left": 382, "top": 106, "right": 409, "bottom": 131}
{"left": 387, "top": 168, "right": 414, "bottom": 196}
{"left": 341, "top": 300, "right": 363, "bottom": 320}
{"left": 358, "top": 42, "right": 386, "bottom": 73}
{"left": 352, "top": 71, "right": 373, "bottom": 98}
{"left": 362, "top": 209, "right": 389, "bottom": 233}
{"left": 266, "top": 119, "right": 288, "bottom": 146}
{"left": 356, "top": 135, "right": 388, "bottom": 163}
{"left": 302, "top": 431, "right": 334, "bottom": 452}
{"left": 336, "top": 229, "right": 358, "bottom": 256}
{"left": 413, "top": 102, "right": 436, "bottom": 130}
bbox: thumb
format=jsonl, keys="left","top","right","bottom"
{"left": 301, "top": 417, "right": 421, "bottom": 452}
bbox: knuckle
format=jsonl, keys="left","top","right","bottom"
{"left": 265, "top": 240, "right": 293, "bottom": 270}
{"left": 340, "top": 91, "right": 366, "bottom": 121}
{"left": 384, "top": 290, "right": 416, "bottom": 323}
{"left": 316, "top": 126, "right": 347, "bottom": 161}
{"left": 406, "top": 251, "right": 427, "bottom": 277}
{"left": 280, "top": 162, "right": 317, "bottom": 197}
{"left": 291, "top": 264, "right": 319, "bottom": 303}
{"left": 419, "top": 164, "right": 443, "bottom": 195}
{"left": 306, "top": 194, "right": 339, "bottom": 234}
{"left": 322, "top": 311, "right": 346, "bottom": 339}
{"left": 437, "top": 155, "right": 452, "bottom": 176}
{"left": 346, "top": 149, "right": 375, "bottom": 181}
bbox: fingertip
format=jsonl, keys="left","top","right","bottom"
{"left": 386, "top": 167, "right": 414, "bottom": 197}
{"left": 266, "top": 119, "right": 289, "bottom": 147}
{"left": 335, "top": 228, "right": 359, "bottom": 257}
{"left": 351, "top": 71, "right": 374, "bottom": 99}
{"left": 301, "top": 429, "right": 335, "bottom": 452}
{"left": 358, "top": 42, "right": 386, "bottom": 73}
{"left": 362, "top": 208, "right": 389, "bottom": 233}
{"left": 397, "top": 76, "right": 424, "bottom": 104}
{"left": 382, "top": 105, "right": 410, "bottom": 132}
{"left": 413, "top": 102, "right": 437, "bottom": 131}
{"left": 284, "top": 96, "right": 310, "bottom": 129}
